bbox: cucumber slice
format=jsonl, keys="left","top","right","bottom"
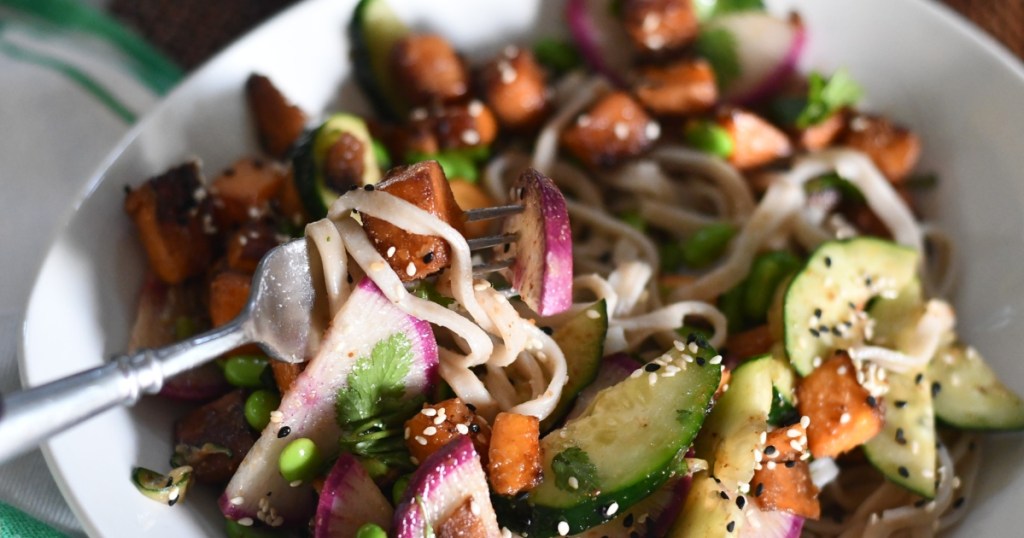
{"left": 784, "top": 238, "right": 918, "bottom": 375}
{"left": 496, "top": 338, "right": 722, "bottom": 537}
{"left": 930, "top": 345, "right": 1024, "bottom": 430}
{"left": 666, "top": 473, "right": 744, "bottom": 538}
{"left": 541, "top": 300, "right": 609, "bottom": 432}
{"left": 760, "top": 355, "right": 797, "bottom": 426}
{"left": 695, "top": 355, "right": 774, "bottom": 492}
{"left": 292, "top": 113, "right": 381, "bottom": 219}
{"left": 131, "top": 466, "right": 193, "bottom": 506}
{"left": 862, "top": 369, "right": 936, "bottom": 498}
{"left": 349, "top": 0, "right": 410, "bottom": 120}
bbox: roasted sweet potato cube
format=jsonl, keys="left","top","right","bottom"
{"left": 751, "top": 458, "right": 820, "bottom": 519}
{"left": 799, "top": 110, "right": 846, "bottom": 150}
{"left": 124, "top": 162, "right": 213, "bottom": 285}
{"left": 209, "top": 270, "right": 251, "bottom": 327}
{"left": 622, "top": 0, "right": 699, "bottom": 54}
{"left": 362, "top": 161, "right": 465, "bottom": 281}
{"left": 245, "top": 73, "right": 308, "bottom": 159}
{"left": 438, "top": 497, "right": 492, "bottom": 538}
{"left": 725, "top": 325, "right": 775, "bottom": 362}
{"left": 404, "top": 399, "right": 492, "bottom": 465}
{"left": 842, "top": 114, "right": 921, "bottom": 183}
{"left": 762, "top": 423, "right": 808, "bottom": 462}
{"left": 425, "top": 101, "right": 499, "bottom": 151}
{"left": 391, "top": 34, "right": 469, "bottom": 106}
{"left": 323, "top": 131, "right": 367, "bottom": 192}
{"left": 449, "top": 179, "right": 494, "bottom": 239}
{"left": 797, "top": 353, "right": 884, "bottom": 458}
{"left": 270, "top": 361, "right": 304, "bottom": 394}
{"left": 633, "top": 59, "right": 717, "bottom": 116}
{"left": 208, "top": 158, "right": 286, "bottom": 229}
{"left": 718, "top": 109, "right": 792, "bottom": 170}
{"left": 561, "top": 92, "right": 659, "bottom": 168}
{"left": 174, "top": 390, "right": 258, "bottom": 484}
{"left": 487, "top": 413, "right": 542, "bottom": 496}
{"left": 479, "top": 47, "right": 549, "bottom": 130}
{"left": 225, "top": 219, "right": 281, "bottom": 273}
{"left": 276, "top": 169, "right": 307, "bottom": 227}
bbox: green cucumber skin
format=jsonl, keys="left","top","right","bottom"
{"left": 784, "top": 238, "right": 918, "bottom": 375}
{"left": 931, "top": 345, "right": 1024, "bottom": 431}
{"left": 292, "top": 114, "right": 379, "bottom": 220}
{"left": 497, "top": 338, "right": 721, "bottom": 537}
{"left": 863, "top": 369, "right": 937, "bottom": 498}
{"left": 348, "top": 0, "right": 408, "bottom": 121}
{"left": 540, "top": 300, "right": 609, "bottom": 433}
{"left": 291, "top": 129, "right": 326, "bottom": 219}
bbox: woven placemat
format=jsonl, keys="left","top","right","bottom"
{"left": 944, "top": 0, "right": 1024, "bottom": 58}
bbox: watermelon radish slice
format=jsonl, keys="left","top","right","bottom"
{"left": 497, "top": 168, "right": 573, "bottom": 317}
{"left": 739, "top": 508, "right": 804, "bottom": 538}
{"left": 220, "top": 278, "right": 438, "bottom": 526}
{"left": 565, "top": 0, "right": 632, "bottom": 86}
{"left": 392, "top": 436, "right": 501, "bottom": 537}
{"left": 313, "top": 453, "right": 393, "bottom": 538}
{"left": 708, "top": 12, "right": 806, "bottom": 105}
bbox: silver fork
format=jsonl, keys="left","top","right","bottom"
{"left": 0, "top": 205, "right": 523, "bottom": 463}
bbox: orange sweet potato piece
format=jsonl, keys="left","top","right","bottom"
{"left": 561, "top": 92, "right": 659, "bottom": 168}
{"left": 798, "top": 110, "right": 846, "bottom": 151}
{"left": 362, "top": 161, "right": 465, "bottom": 281}
{"left": 717, "top": 108, "right": 792, "bottom": 170}
{"left": 622, "top": 0, "right": 699, "bottom": 54}
{"left": 797, "top": 353, "right": 884, "bottom": 458}
{"left": 225, "top": 220, "right": 281, "bottom": 273}
{"left": 842, "top": 114, "right": 921, "bottom": 183}
{"left": 209, "top": 270, "right": 251, "bottom": 327}
{"left": 479, "top": 47, "right": 550, "bottom": 130}
{"left": 448, "top": 179, "right": 494, "bottom": 239}
{"left": 208, "top": 158, "right": 286, "bottom": 229}
{"left": 245, "top": 73, "right": 308, "bottom": 159}
{"left": 123, "top": 162, "right": 213, "bottom": 285}
{"left": 270, "top": 361, "right": 304, "bottom": 394}
{"left": 751, "top": 458, "right": 820, "bottom": 519}
{"left": 438, "top": 497, "right": 492, "bottom": 538}
{"left": 487, "top": 412, "right": 543, "bottom": 496}
{"left": 391, "top": 34, "right": 469, "bottom": 106}
{"left": 725, "top": 325, "right": 775, "bottom": 362}
{"left": 633, "top": 59, "right": 717, "bottom": 116}
{"left": 405, "top": 399, "right": 491, "bottom": 466}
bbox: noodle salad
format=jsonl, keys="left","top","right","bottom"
{"left": 119, "top": 0, "right": 1024, "bottom": 536}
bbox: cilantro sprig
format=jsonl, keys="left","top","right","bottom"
{"left": 336, "top": 332, "right": 423, "bottom": 474}
{"left": 795, "top": 69, "right": 863, "bottom": 128}
{"left": 694, "top": 0, "right": 765, "bottom": 21}
{"left": 551, "top": 447, "right": 600, "bottom": 495}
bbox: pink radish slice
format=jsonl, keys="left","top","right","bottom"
{"left": 710, "top": 12, "right": 806, "bottom": 105}
{"left": 220, "top": 278, "right": 438, "bottom": 526}
{"left": 565, "top": 0, "right": 631, "bottom": 86}
{"left": 392, "top": 436, "right": 500, "bottom": 537}
{"left": 497, "top": 168, "right": 573, "bottom": 317}
{"left": 313, "top": 453, "right": 393, "bottom": 538}
{"left": 739, "top": 508, "right": 804, "bottom": 538}
{"left": 649, "top": 476, "right": 694, "bottom": 537}
{"left": 565, "top": 353, "right": 638, "bottom": 421}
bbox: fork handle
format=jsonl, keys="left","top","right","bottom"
{"left": 0, "top": 320, "right": 251, "bottom": 463}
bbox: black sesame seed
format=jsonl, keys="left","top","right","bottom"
{"left": 168, "top": 496, "right": 178, "bottom": 507}
{"left": 696, "top": 357, "right": 706, "bottom": 366}
{"left": 363, "top": 184, "right": 375, "bottom": 191}
{"left": 764, "top": 445, "right": 777, "bottom": 455}
{"left": 814, "top": 308, "right": 823, "bottom": 318}
{"left": 470, "top": 423, "right": 481, "bottom": 433}
{"left": 348, "top": 185, "right": 359, "bottom": 191}
{"left": 809, "top": 328, "right": 821, "bottom": 338}
{"left": 832, "top": 327, "right": 842, "bottom": 336}
{"left": 895, "top": 400, "right": 908, "bottom": 409}
{"left": 735, "top": 496, "right": 746, "bottom": 509}
{"left": 687, "top": 333, "right": 698, "bottom": 345}
{"left": 504, "top": 243, "right": 512, "bottom": 253}
{"left": 931, "top": 382, "right": 942, "bottom": 397}
{"left": 164, "top": 477, "right": 174, "bottom": 488}
{"left": 713, "top": 476, "right": 722, "bottom": 484}
{"left": 347, "top": 274, "right": 354, "bottom": 284}
{"left": 954, "top": 496, "right": 966, "bottom": 509}
{"left": 915, "top": 373, "right": 924, "bottom": 385}
{"left": 824, "top": 256, "right": 832, "bottom": 267}
{"left": 785, "top": 460, "right": 796, "bottom": 468}
{"left": 898, "top": 466, "right": 910, "bottom": 478}
{"left": 755, "top": 482, "right": 764, "bottom": 497}
{"left": 623, "top": 514, "right": 634, "bottom": 527}
{"left": 277, "top": 426, "right": 292, "bottom": 438}
{"left": 645, "top": 363, "right": 661, "bottom": 372}
{"left": 818, "top": 324, "right": 829, "bottom": 333}
{"left": 865, "top": 276, "right": 873, "bottom": 286}
{"left": 726, "top": 521, "right": 736, "bottom": 533}
{"left": 848, "top": 301, "right": 857, "bottom": 310}
{"left": 466, "top": 403, "right": 477, "bottom": 412}
{"left": 866, "top": 395, "right": 877, "bottom": 408}
{"left": 719, "top": 491, "right": 729, "bottom": 500}
{"left": 541, "top": 326, "right": 553, "bottom": 335}
{"left": 895, "top": 428, "right": 907, "bottom": 445}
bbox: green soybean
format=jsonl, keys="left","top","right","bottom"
{"left": 224, "top": 355, "right": 269, "bottom": 388}
{"left": 684, "top": 121, "right": 734, "bottom": 158}
{"left": 244, "top": 390, "right": 280, "bottom": 431}
{"left": 533, "top": 38, "right": 582, "bottom": 75}
{"left": 279, "top": 438, "right": 322, "bottom": 483}
{"left": 392, "top": 474, "right": 412, "bottom": 505}
{"left": 682, "top": 222, "right": 737, "bottom": 269}
{"left": 356, "top": 523, "right": 388, "bottom": 538}
{"left": 407, "top": 150, "right": 478, "bottom": 182}
{"left": 718, "top": 283, "right": 748, "bottom": 334}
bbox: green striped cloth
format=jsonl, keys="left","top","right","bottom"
{"left": 0, "top": 1, "right": 181, "bottom": 536}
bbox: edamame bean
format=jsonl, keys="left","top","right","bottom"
{"left": 279, "top": 438, "right": 322, "bottom": 483}
{"left": 684, "top": 121, "right": 734, "bottom": 159}
{"left": 533, "top": 38, "right": 582, "bottom": 75}
{"left": 224, "top": 355, "right": 269, "bottom": 388}
{"left": 244, "top": 390, "right": 280, "bottom": 431}
{"left": 682, "top": 222, "right": 736, "bottom": 269}
{"left": 391, "top": 474, "right": 412, "bottom": 505}
{"left": 355, "top": 523, "right": 387, "bottom": 538}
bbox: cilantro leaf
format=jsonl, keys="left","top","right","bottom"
{"left": 796, "top": 69, "right": 863, "bottom": 128}
{"left": 694, "top": 0, "right": 765, "bottom": 21}
{"left": 694, "top": 28, "right": 740, "bottom": 90}
{"left": 551, "top": 447, "right": 600, "bottom": 495}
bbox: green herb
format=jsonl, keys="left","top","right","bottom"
{"left": 409, "top": 280, "right": 454, "bottom": 308}
{"left": 694, "top": 27, "right": 740, "bottom": 90}
{"left": 694, "top": 0, "right": 765, "bottom": 21}
{"left": 682, "top": 222, "right": 737, "bottom": 268}
{"left": 684, "top": 120, "right": 734, "bottom": 158}
{"left": 805, "top": 172, "right": 866, "bottom": 204}
{"left": 534, "top": 37, "right": 583, "bottom": 75}
{"left": 551, "top": 447, "right": 600, "bottom": 494}
{"left": 416, "top": 496, "right": 436, "bottom": 538}
{"left": 796, "top": 69, "right": 863, "bottom": 128}
{"left": 372, "top": 138, "right": 391, "bottom": 170}
{"left": 336, "top": 333, "right": 423, "bottom": 473}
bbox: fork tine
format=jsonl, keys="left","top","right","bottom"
{"left": 472, "top": 258, "right": 513, "bottom": 275}
{"left": 464, "top": 203, "right": 523, "bottom": 222}
{"left": 468, "top": 232, "right": 518, "bottom": 251}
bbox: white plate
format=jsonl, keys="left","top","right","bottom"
{"left": 19, "top": 0, "right": 1024, "bottom": 536}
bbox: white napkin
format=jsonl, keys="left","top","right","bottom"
{"left": 0, "top": 6, "right": 170, "bottom": 535}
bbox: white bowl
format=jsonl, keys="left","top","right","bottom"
{"left": 20, "top": 0, "right": 1024, "bottom": 536}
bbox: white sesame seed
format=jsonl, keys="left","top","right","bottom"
{"left": 370, "top": 261, "right": 387, "bottom": 272}
{"left": 673, "top": 340, "right": 686, "bottom": 351}
{"left": 613, "top": 122, "right": 629, "bottom": 140}
{"left": 607, "top": 502, "right": 619, "bottom": 516}
{"left": 568, "top": 476, "right": 579, "bottom": 490}
{"left": 767, "top": 461, "right": 777, "bottom": 470}
{"left": 839, "top": 413, "right": 851, "bottom": 424}
{"left": 406, "top": 262, "right": 418, "bottom": 277}
{"left": 630, "top": 369, "right": 643, "bottom": 379}
{"left": 461, "top": 130, "right": 481, "bottom": 145}
{"left": 688, "top": 342, "right": 699, "bottom": 353}
{"left": 586, "top": 309, "right": 601, "bottom": 319}
{"left": 422, "top": 408, "right": 437, "bottom": 416}
{"left": 470, "top": 499, "right": 481, "bottom": 515}
{"left": 800, "top": 416, "right": 811, "bottom": 428}
{"left": 415, "top": 436, "right": 428, "bottom": 445}
{"left": 434, "top": 416, "right": 446, "bottom": 425}
{"left": 386, "top": 246, "right": 396, "bottom": 257}
{"left": 269, "top": 411, "right": 283, "bottom": 424}
{"left": 423, "top": 426, "right": 437, "bottom": 436}
{"left": 238, "top": 518, "right": 254, "bottom": 527}
{"left": 404, "top": 427, "right": 411, "bottom": 439}
{"left": 411, "top": 107, "right": 428, "bottom": 121}
{"left": 710, "top": 355, "right": 723, "bottom": 365}
{"left": 738, "top": 483, "right": 750, "bottom": 494}
{"left": 790, "top": 440, "right": 803, "bottom": 452}
{"left": 787, "top": 428, "right": 801, "bottom": 438}
{"left": 645, "top": 121, "right": 661, "bottom": 140}
{"left": 760, "top": 432, "right": 767, "bottom": 444}
{"left": 469, "top": 100, "right": 484, "bottom": 117}
{"left": 456, "top": 424, "right": 470, "bottom": 435}
{"left": 649, "top": 373, "right": 658, "bottom": 386}
{"left": 558, "top": 521, "right": 570, "bottom": 536}
{"left": 502, "top": 528, "right": 513, "bottom": 538}
{"left": 290, "top": 480, "right": 302, "bottom": 488}
{"left": 230, "top": 496, "right": 244, "bottom": 506}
